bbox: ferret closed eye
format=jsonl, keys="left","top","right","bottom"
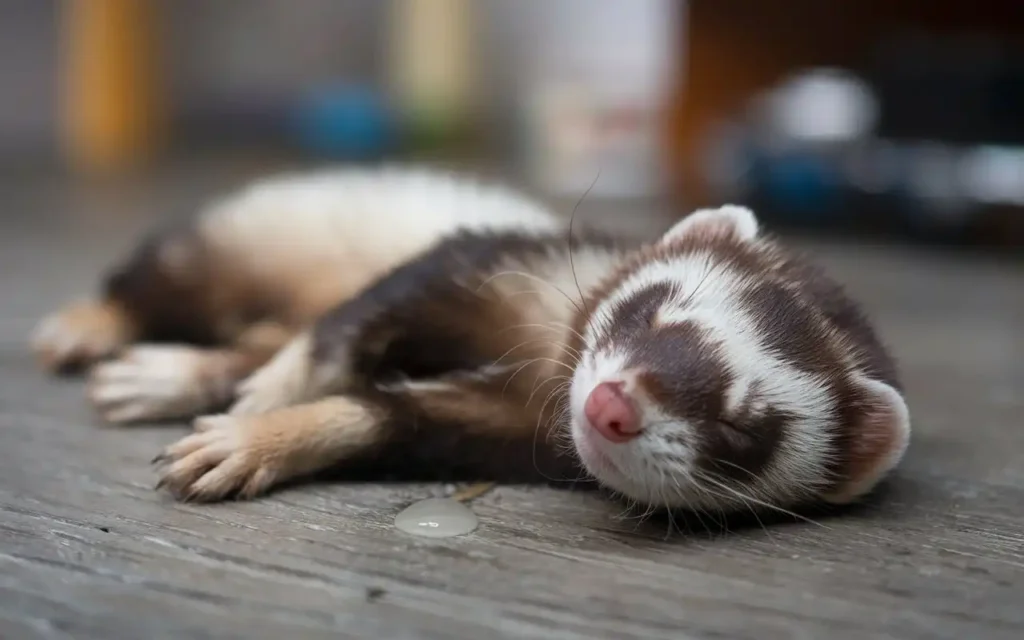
{"left": 31, "top": 167, "right": 911, "bottom": 517}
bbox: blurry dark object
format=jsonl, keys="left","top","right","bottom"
{"left": 702, "top": 34, "right": 1024, "bottom": 252}
{"left": 869, "top": 35, "right": 1024, "bottom": 145}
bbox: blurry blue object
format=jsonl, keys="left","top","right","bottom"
{"left": 292, "top": 85, "right": 395, "bottom": 158}
{"left": 761, "top": 152, "right": 841, "bottom": 219}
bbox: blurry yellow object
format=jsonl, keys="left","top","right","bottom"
{"left": 388, "top": 0, "right": 476, "bottom": 150}
{"left": 61, "top": 0, "right": 164, "bottom": 173}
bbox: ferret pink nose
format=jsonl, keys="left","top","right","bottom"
{"left": 584, "top": 382, "right": 641, "bottom": 442}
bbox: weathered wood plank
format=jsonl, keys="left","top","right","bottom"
{"left": 1, "top": 165, "right": 1022, "bottom": 639}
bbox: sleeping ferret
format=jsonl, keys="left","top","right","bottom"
{"left": 31, "top": 167, "right": 911, "bottom": 514}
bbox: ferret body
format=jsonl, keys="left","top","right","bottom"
{"left": 32, "top": 166, "right": 911, "bottom": 515}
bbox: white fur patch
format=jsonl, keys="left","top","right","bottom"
{"left": 199, "top": 166, "right": 561, "bottom": 283}
{"left": 191, "top": 166, "right": 568, "bottom": 331}
{"left": 584, "top": 251, "right": 725, "bottom": 346}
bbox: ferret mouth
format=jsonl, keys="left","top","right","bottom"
{"left": 571, "top": 424, "right": 622, "bottom": 476}
{"left": 572, "top": 424, "right": 700, "bottom": 509}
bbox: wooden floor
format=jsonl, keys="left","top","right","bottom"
{"left": 1, "top": 162, "right": 1022, "bottom": 640}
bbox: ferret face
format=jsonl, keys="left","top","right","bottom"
{"left": 568, "top": 206, "right": 911, "bottom": 513}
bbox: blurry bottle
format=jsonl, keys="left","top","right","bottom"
{"left": 60, "top": 0, "right": 164, "bottom": 173}
{"left": 388, "top": 0, "right": 477, "bottom": 154}
{"left": 518, "top": 0, "right": 681, "bottom": 199}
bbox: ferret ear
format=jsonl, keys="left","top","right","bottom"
{"left": 660, "top": 205, "right": 760, "bottom": 245}
{"left": 822, "top": 376, "right": 911, "bottom": 505}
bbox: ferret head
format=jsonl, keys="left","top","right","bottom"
{"left": 568, "top": 205, "right": 910, "bottom": 514}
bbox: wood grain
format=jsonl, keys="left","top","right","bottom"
{"left": 1, "top": 164, "right": 1022, "bottom": 639}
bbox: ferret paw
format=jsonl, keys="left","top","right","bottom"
{"left": 88, "top": 346, "right": 232, "bottom": 424}
{"left": 31, "top": 301, "right": 134, "bottom": 373}
{"left": 152, "top": 414, "right": 280, "bottom": 502}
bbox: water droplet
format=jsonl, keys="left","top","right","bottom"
{"left": 394, "top": 497, "right": 479, "bottom": 538}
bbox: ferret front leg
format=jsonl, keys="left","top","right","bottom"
{"left": 154, "top": 368, "right": 583, "bottom": 503}
{"left": 153, "top": 395, "right": 387, "bottom": 502}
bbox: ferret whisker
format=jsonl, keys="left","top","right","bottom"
{"left": 477, "top": 271, "right": 584, "bottom": 316}
{"left": 500, "top": 357, "right": 572, "bottom": 399}
{"left": 497, "top": 351, "right": 573, "bottom": 390}
{"left": 545, "top": 413, "right": 578, "bottom": 461}
{"left": 664, "top": 507, "right": 680, "bottom": 541}
{"left": 567, "top": 168, "right": 601, "bottom": 320}
{"left": 500, "top": 359, "right": 540, "bottom": 397}
{"left": 665, "top": 472, "right": 713, "bottom": 538}
{"left": 529, "top": 381, "right": 584, "bottom": 484}
{"left": 532, "top": 357, "right": 575, "bottom": 374}
{"left": 637, "top": 502, "right": 659, "bottom": 529}
{"left": 707, "top": 457, "right": 765, "bottom": 484}
{"left": 691, "top": 507, "right": 716, "bottom": 539}
{"left": 535, "top": 380, "right": 570, "bottom": 424}
{"left": 495, "top": 322, "right": 584, "bottom": 358}
{"left": 691, "top": 472, "right": 768, "bottom": 513}
{"left": 696, "top": 464, "right": 778, "bottom": 544}
{"left": 544, "top": 320, "right": 589, "bottom": 346}
{"left": 694, "top": 471, "right": 829, "bottom": 529}
{"left": 501, "top": 348, "right": 577, "bottom": 375}
{"left": 657, "top": 470, "right": 679, "bottom": 541}
{"left": 490, "top": 338, "right": 561, "bottom": 368}
{"left": 681, "top": 473, "right": 729, "bottom": 537}
{"left": 526, "top": 374, "right": 570, "bottom": 411}
{"left": 683, "top": 477, "right": 748, "bottom": 518}
{"left": 617, "top": 502, "right": 651, "bottom": 526}
{"left": 541, "top": 344, "right": 581, "bottom": 367}
{"left": 550, "top": 428, "right": 578, "bottom": 456}
{"left": 712, "top": 503, "right": 731, "bottom": 537}
{"left": 684, "top": 254, "right": 720, "bottom": 307}
{"left": 612, "top": 499, "right": 635, "bottom": 522}
{"left": 748, "top": 504, "right": 778, "bottom": 547}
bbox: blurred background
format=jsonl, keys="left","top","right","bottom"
{"left": 2, "top": 0, "right": 1024, "bottom": 249}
